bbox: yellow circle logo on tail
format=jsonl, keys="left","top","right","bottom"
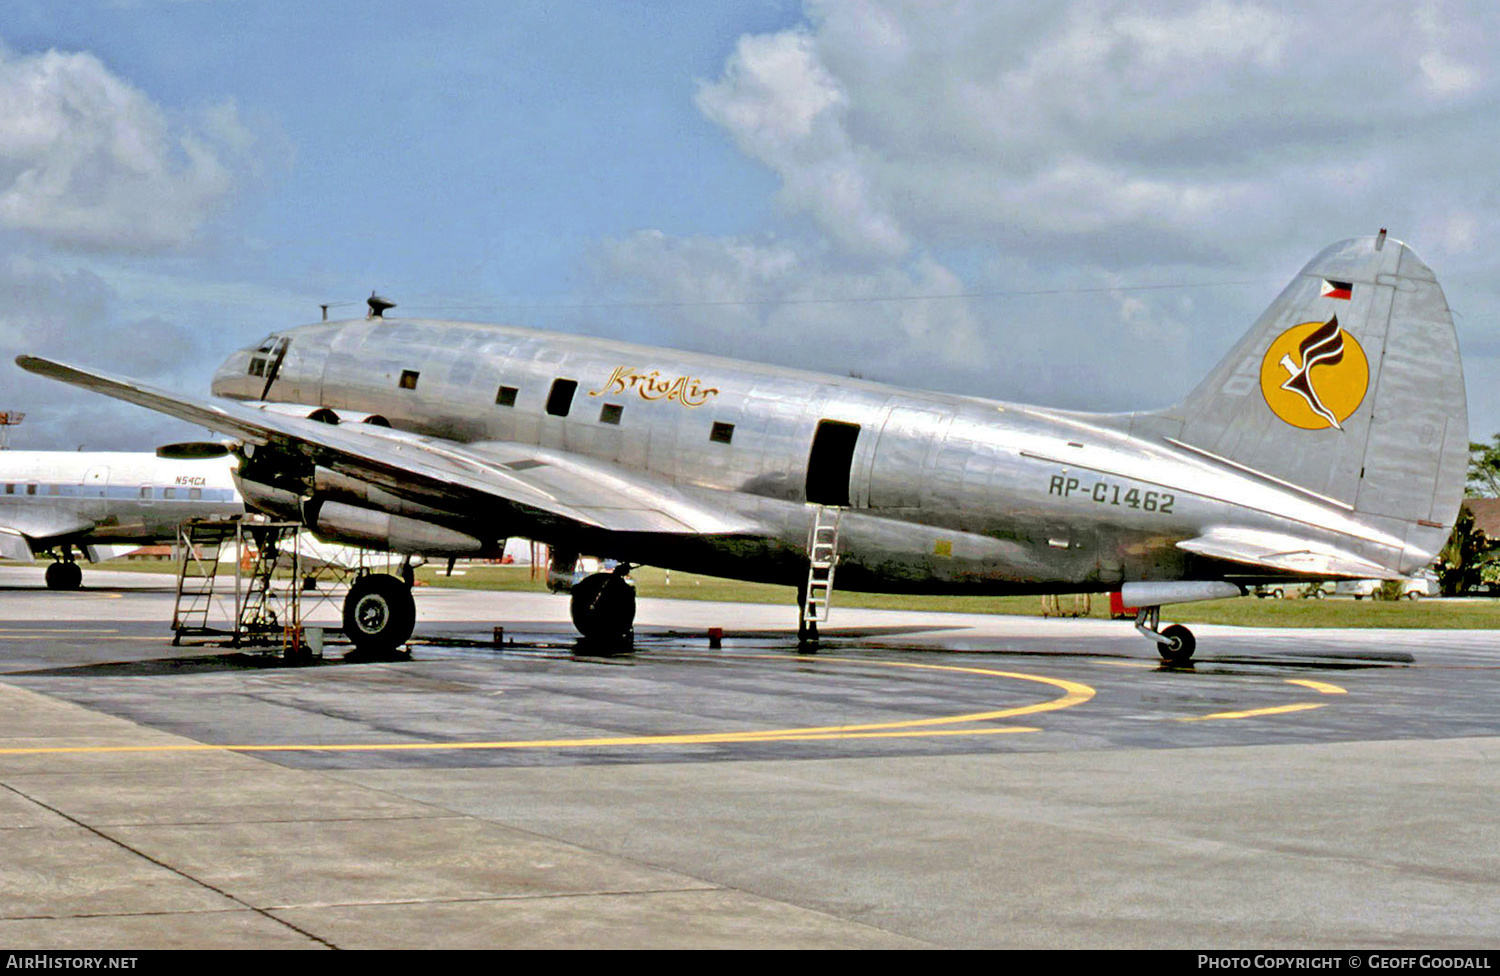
{"left": 1259, "top": 316, "right": 1368, "bottom": 430}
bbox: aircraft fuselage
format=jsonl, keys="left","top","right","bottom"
{"left": 209, "top": 317, "right": 1419, "bottom": 595}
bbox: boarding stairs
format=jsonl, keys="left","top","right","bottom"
{"left": 803, "top": 505, "right": 842, "bottom": 625}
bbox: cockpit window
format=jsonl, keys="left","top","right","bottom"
{"left": 247, "top": 334, "right": 279, "bottom": 377}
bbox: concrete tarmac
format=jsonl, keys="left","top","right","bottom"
{"left": 2, "top": 565, "right": 1499, "bottom": 948}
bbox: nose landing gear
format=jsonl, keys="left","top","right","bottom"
{"left": 44, "top": 558, "right": 83, "bottom": 591}
{"left": 44, "top": 546, "right": 83, "bottom": 591}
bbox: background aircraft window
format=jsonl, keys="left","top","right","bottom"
{"left": 139, "top": 487, "right": 150, "bottom": 498}
{"left": 25, "top": 484, "right": 36, "bottom": 495}
{"left": 710, "top": 421, "right": 735, "bottom": 444}
{"left": 163, "top": 487, "right": 176, "bottom": 499}
{"left": 189, "top": 488, "right": 202, "bottom": 500}
{"left": 599, "top": 403, "right": 623, "bottom": 425}
{"left": 399, "top": 369, "right": 420, "bottom": 390}
{"left": 3, "top": 484, "right": 13, "bottom": 494}
{"left": 495, "top": 385, "right": 518, "bottom": 407}
{"left": 546, "top": 379, "right": 578, "bottom": 417}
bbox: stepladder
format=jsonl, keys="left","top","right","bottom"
{"left": 803, "top": 504, "right": 841, "bottom": 628}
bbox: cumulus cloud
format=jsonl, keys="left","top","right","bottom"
{"left": 696, "top": 30, "right": 908, "bottom": 259}
{"left": 593, "top": 0, "right": 1500, "bottom": 414}
{"left": 692, "top": 1, "right": 1499, "bottom": 265}
{"left": 0, "top": 42, "right": 253, "bottom": 251}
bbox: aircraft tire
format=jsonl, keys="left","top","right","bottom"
{"left": 45, "top": 562, "right": 82, "bottom": 591}
{"left": 343, "top": 574, "right": 415, "bottom": 654}
{"left": 1157, "top": 624, "right": 1196, "bottom": 665}
{"left": 570, "top": 572, "right": 636, "bottom": 644}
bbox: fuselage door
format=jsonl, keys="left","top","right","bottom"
{"left": 806, "top": 420, "right": 861, "bottom": 506}
{"left": 81, "top": 465, "right": 109, "bottom": 518}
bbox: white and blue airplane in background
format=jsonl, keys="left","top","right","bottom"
{"left": 0, "top": 446, "right": 242, "bottom": 589}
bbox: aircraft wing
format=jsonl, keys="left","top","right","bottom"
{"left": 0, "top": 509, "right": 102, "bottom": 560}
{"left": 16, "top": 356, "right": 762, "bottom": 538}
{"left": 1176, "top": 527, "right": 1396, "bottom": 579}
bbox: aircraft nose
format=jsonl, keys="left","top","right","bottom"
{"left": 211, "top": 349, "right": 254, "bottom": 399}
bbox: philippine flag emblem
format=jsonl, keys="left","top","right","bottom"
{"left": 1320, "top": 279, "right": 1353, "bottom": 300}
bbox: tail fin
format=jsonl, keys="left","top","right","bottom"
{"left": 1145, "top": 236, "right": 1467, "bottom": 566}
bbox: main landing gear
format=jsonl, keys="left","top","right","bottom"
{"left": 1134, "top": 606, "right": 1196, "bottom": 665}
{"left": 44, "top": 548, "right": 83, "bottom": 591}
{"left": 570, "top": 566, "right": 636, "bottom": 649}
{"left": 342, "top": 572, "right": 416, "bottom": 656}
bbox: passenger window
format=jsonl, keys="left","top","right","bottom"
{"left": 139, "top": 487, "right": 150, "bottom": 499}
{"left": 546, "top": 379, "right": 578, "bottom": 417}
{"left": 25, "top": 484, "right": 36, "bottom": 495}
{"left": 189, "top": 488, "right": 202, "bottom": 500}
{"left": 496, "top": 385, "right": 519, "bottom": 407}
{"left": 163, "top": 487, "right": 176, "bottom": 499}
{"left": 599, "top": 403, "right": 623, "bottom": 425}
{"left": 3, "top": 484, "right": 12, "bottom": 494}
{"left": 710, "top": 422, "right": 735, "bottom": 444}
{"left": 399, "top": 369, "right": 420, "bottom": 390}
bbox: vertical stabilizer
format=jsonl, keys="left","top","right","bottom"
{"left": 1143, "top": 236, "right": 1467, "bottom": 566}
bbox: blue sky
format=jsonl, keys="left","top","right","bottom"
{"left": 2, "top": 1, "right": 1498, "bottom": 451}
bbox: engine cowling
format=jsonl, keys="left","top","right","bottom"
{"left": 234, "top": 475, "right": 490, "bottom": 557}
{"left": 305, "top": 499, "right": 490, "bottom": 557}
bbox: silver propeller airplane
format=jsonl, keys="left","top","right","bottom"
{"left": 18, "top": 234, "right": 1465, "bottom": 662}
{"left": 0, "top": 448, "right": 242, "bottom": 588}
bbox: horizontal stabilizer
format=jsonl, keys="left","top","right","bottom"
{"left": 1177, "top": 527, "right": 1394, "bottom": 579}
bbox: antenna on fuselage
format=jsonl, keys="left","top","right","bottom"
{"left": 367, "top": 292, "right": 396, "bottom": 318}
{"left": 319, "top": 300, "right": 357, "bottom": 321}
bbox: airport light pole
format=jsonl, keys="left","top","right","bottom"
{"left": 0, "top": 411, "right": 22, "bottom": 450}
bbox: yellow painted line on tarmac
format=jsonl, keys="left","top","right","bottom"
{"left": 1177, "top": 702, "right": 1326, "bottom": 722}
{"left": 1093, "top": 659, "right": 1155, "bottom": 668}
{"left": 0, "top": 629, "right": 121, "bottom": 634}
{"left": 1285, "top": 678, "right": 1347, "bottom": 695}
{"left": 0, "top": 656, "right": 1093, "bottom": 756}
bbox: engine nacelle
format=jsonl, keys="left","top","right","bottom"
{"left": 311, "top": 467, "right": 447, "bottom": 520}
{"left": 235, "top": 476, "right": 302, "bottom": 521}
{"left": 305, "top": 499, "right": 489, "bottom": 557}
